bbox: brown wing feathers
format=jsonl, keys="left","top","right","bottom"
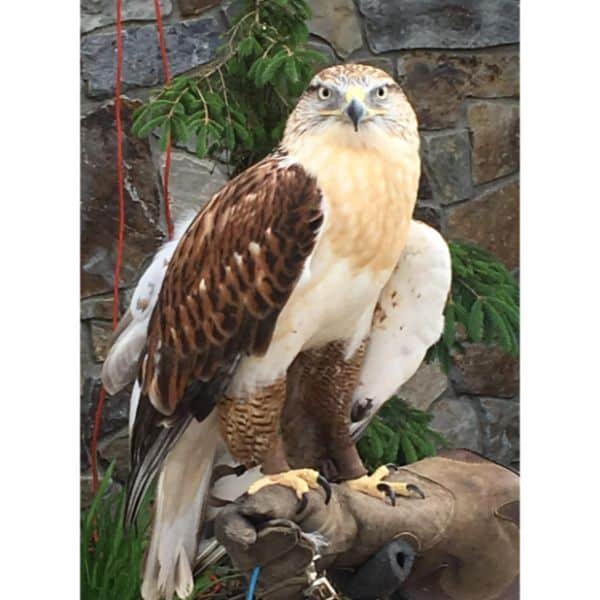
{"left": 144, "top": 158, "right": 323, "bottom": 414}
{"left": 125, "top": 157, "right": 323, "bottom": 527}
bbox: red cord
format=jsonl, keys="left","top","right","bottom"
{"left": 90, "top": 0, "right": 175, "bottom": 495}
{"left": 154, "top": 0, "right": 175, "bottom": 240}
{"left": 153, "top": 0, "right": 171, "bottom": 82}
{"left": 90, "top": 387, "right": 107, "bottom": 494}
{"left": 90, "top": 0, "right": 126, "bottom": 495}
{"left": 208, "top": 573, "right": 222, "bottom": 594}
{"left": 163, "top": 143, "right": 174, "bottom": 239}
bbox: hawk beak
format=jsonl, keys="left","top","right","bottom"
{"left": 345, "top": 98, "right": 366, "bottom": 132}
{"left": 344, "top": 87, "right": 367, "bottom": 132}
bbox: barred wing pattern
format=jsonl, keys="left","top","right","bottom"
{"left": 126, "top": 155, "right": 324, "bottom": 526}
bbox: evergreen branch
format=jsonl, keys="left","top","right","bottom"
{"left": 131, "top": 0, "right": 323, "bottom": 173}
{"left": 428, "top": 240, "right": 520, "bottom": 373}
{"left": 357, "top": 397, "right": 449, "bottom": 470}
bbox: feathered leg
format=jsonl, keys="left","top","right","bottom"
{"left": 283, "top": 340, "right": 369, "bottom": 481}
{"left": 218, "top": 378, "right": 331, "bottom": 507}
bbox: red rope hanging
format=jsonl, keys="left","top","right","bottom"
{"left": 153, "top": 0, "right": 172, "bottom": 82}
{"left": 163, "top": 143, "right": 174, "bottom": 240}
{"left": 153, "top": 0, "right": 175, "bottom": 240}
{"left": 90, "top": 0, "right": 175, "bottom": 494}
{"left": 90, "top": 0, "right": 126, "bottom": 495}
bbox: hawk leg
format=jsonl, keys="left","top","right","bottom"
{"left": 343, "top": 465, "right": 424, "bottom": 505}
{"left": 218, "top": 380, "right": 331, "bottom": 509}
{"left": 327, "top": 439, "right": 368, "bottom": 481}
{"left": 283, "top": 340, "right": 369, "bottom": 481}
{"left": 218, "top": 379, "right": 288, "bottom": 468}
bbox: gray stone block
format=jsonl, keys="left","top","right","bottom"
{"left": 81, "top": 16, "right": 224, "bottom": 98}
{"left": 413, "top": 202, "right": 441, "bottom": 232}
{"left": 479, "top": 396, "right": 519, "bottom": 465}
{"left": 307, "top": 38, "right": 340, "bottom": 67}
{"left": 160, "top": 150, "right": 229, "bottom": 226}
{"left": 221, "top": 0, "right": 245, "bottom": 26}
{"left": 80, "top": 295, "right": 116, "bottom": 321}
{"left": 430, "top": 395, "right": 483, "bottom": 453}
{"left": 359, "top": 0, "right": 519, "bottom": 53}
{"left": 308, "top": 0, "right": 364, "bottom": 58}
{"left": 397, "top": 49, "right": 519, "bottom": 129}
{"left": 90, "top": 320, "right": 112, "bottom": 363}
{"left": 179, "top": 0, "right": 222, "bottom": 17}
{"left": 450, "top": 343, "right": 519, "bottom": 398}
{"left": 81, "top": 99, "right": 164, "bottom": 297}
{"left": 421, "top": 130, "right": 473, "bottom": 206}
{"left": 446, "top": 179, "right": 519, "bottom": 269}
{"left": 97, "top": 427, "right": 131, "bottom": 483}
{"left": 81, "top": 377, "right": 131, "bottom": 450}
{"left": 397, "top": 361, "right": 448, "bottom": 412}
{"left": 81, "top": 0, "right": 172, "bottom": 34}
{"left": 467, "top": 100, "right": 520, "bottom": 184}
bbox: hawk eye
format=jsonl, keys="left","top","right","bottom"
{"left": 376, "top": 85, "right": 388, "bottom": 99}
{"left": 318, "top": 86, "right": 331, "bottom": 100}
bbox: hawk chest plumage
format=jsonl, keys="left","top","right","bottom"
{"left": 312, "top": 147, "right": 418, "bottom": 274}
{"left": 288, "top": 124, "right": 420, "bottom": 269}
{"left": 265, "top": 131, "right": 421, "bottom": 354}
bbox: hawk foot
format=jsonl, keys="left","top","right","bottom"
{"left": 343, "top": 465, "right": 425, "bottom": 506}
{"left": 247, "top": 468, "right": 331, "bottom": 513}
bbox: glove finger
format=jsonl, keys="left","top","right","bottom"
{"left": 258, "top": 534, "right": 315, "bottom": 584}
{"left": 218, "top": 518, "right": 303, "bottom": 572}
{"left": 216, "top": 506, "right": 258, "bottom": 549}
{"left": 250, "top": 521, "right": 302, "bottom": 568}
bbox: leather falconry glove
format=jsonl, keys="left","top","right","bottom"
{"left": 215, "top": 450, "right": 519, "bottom": 600}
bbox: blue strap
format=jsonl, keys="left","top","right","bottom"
{"left": 246, "top": 566, "right": 261, "bottom": 600}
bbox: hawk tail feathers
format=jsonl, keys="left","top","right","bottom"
{"left": 140, "top": 411, "right": 221, "bottom": 600}
{"left": 125, "top": 395, "right": 193, "bottom": 530}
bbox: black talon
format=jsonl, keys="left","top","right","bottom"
{"left": 233, "top": 464, "right": 247, "bottom": 477}
{"left": 317, "top": 475, "right": 332, "bottom": 505}
{"left": 296, "top": 493, "right": 309, "bottom": 514}
{"left": 408, "top": 484, "right": 425, "bottom": 499}
{"left": 377, "top": 482, "right": 396, "bottom": 507}
{"left": 351, "top": 397, "right": 374, "bottom": 422}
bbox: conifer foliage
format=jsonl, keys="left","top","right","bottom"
{"left": 428, "top": 241, "right": 520, "bottom": 373}
{"left": 132, "top": 0, "right": 326, "bottom": 173}
{"left": 357, "top": 397, "right": 449, "bottom": 471}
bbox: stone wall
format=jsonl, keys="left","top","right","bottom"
{"left": 80, "top": 0, "right": 520, "bottom": 494}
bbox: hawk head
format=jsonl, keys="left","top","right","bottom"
{"left": 283, "top": 64, "right": 418, "bottom": 150}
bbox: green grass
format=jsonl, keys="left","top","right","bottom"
{"left": 81, "top": 462, "right": 151, "bottom": 600}
{"left": 81, "top": 463, "right": 242, "bottom": 599}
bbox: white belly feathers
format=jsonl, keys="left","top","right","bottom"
{"left": 226, "top": 226, "right": 395, "bottom": 397}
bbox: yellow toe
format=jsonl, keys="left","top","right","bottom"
{"left": 247, "top": 468, "right": 320, "bottom": 500}
{"left": 343, "top": 466, "right": 423, "bottom": 502}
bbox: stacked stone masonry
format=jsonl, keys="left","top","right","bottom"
{"left": 80, "top": 0, "right": 520, "bottom": 497}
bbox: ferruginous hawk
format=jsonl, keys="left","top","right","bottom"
{"left": 102, "top": 64, "right": 451, "bottom": 600}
